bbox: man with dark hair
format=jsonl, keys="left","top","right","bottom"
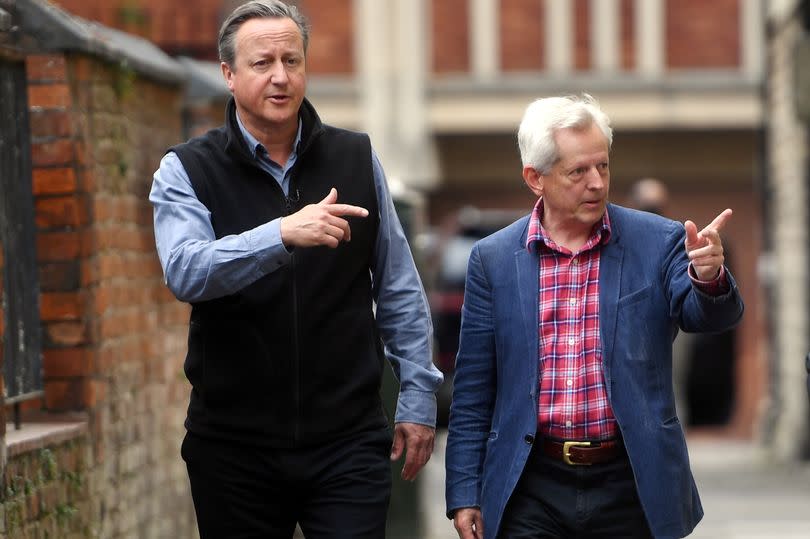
{"left": 149, "top": 1, "right": 442, "bottom": 536}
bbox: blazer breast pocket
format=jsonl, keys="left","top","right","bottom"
{"left": 618, "top": 284, "right": 652, "bottom": 307}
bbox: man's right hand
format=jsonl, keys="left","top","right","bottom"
{"left": 280, "top": 188, "right": 368, "bottom": 248}
{"left": 453, "top": 508, "right": 484, "bottom": 539}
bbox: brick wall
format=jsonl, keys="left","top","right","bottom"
{"left": 3, "top": 433, "right": 92, "bottom": 537}
{"left": 1, "top": 51, "right": 196, "bottom": 537}
{"left": 432, "top": 0, "right": 470, "bottom": 74}
{"left": 301, "top": 0, "right": 354, "bottom": 74}
{"left": 500, "top": 0, "right": 545, "bottom": 71}
{"left": 50, "top": 0, "right": 748, "bottom": 75}
{"left": 666, "top": 0, "right": 740, "bottom": 68}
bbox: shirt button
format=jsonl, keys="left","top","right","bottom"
{"left": 569, "top": 298, "right": 577, "bottom": 305}
{"left": 568, "top": 338, "right": 575, "bottom": 346}
{"left": 572, "top": 258, "right": 579, "bottom": 265}
{"left": 565, "top": 420, "right": 572, "bottom": 427}
{"left": 524, "top": 434, "right": 534, "bottom": 445}
{"left": 566, "top": 379, "right": 573, "bottom": 387}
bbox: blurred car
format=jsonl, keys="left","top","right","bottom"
{"left": 427, "top": 207, "right": 525, "bottom": 427}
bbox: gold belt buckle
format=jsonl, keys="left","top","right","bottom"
{"left": 562, "top": 441, "right": 592, "bottom": 465}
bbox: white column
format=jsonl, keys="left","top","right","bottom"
{"left": 470, "top": 0, "right": 499, "bottom": 81}
{"left": 741, "top": 0, "right": 765, "bottom": 79}
{"left": 355, "top": 0, "right": 437, "bottom": 190}
{"left": 635, "top": 0, "right": 664, "bottom": 77}
{"left": 394, "top": 0, "right": 438, "bottom": 189}
{"left": 591, "top": 0, "right": 620, "bottom": 72}
{"left": 354, "top": 0, "right": 395, "bottom": 165}
{"left": 546, "top": 0, "right": 573, "bottom": 73}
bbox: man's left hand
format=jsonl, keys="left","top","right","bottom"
{"left": 684, "top": 208, "right": 732, "bottom": 280}
{"left": 390, "top": 422, "right": 435, "bottom": 481}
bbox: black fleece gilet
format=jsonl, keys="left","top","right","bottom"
{"left": 171, "top": 98, "right": 385, "bottom": 447}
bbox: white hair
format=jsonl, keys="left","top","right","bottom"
{"left": 517, "top": 94, "right": 613, "bottom": 173}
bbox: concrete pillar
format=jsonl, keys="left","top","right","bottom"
{"left": 636, "top": 0, "right": 664, "bottom": 77}
{"left": 765, "top": 4, "right": 810, "bottom": 460}
{"left": 546, "top": 0, "right": 573, "bottom": 73}
{"left": 355, "top": 0, "right": 437, "bottom": 191}
{"left": 591, "top": 0, "right": 619, "bottom": 72}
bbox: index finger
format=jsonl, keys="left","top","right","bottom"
{"left": 326, "top": 203, "right": 369, "bottom": 218}
{"left": 702, "top": 208, "right": 732, "bottom": 234}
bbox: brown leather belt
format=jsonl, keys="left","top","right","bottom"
{"left": 541, "top": 438, "right": 622, "bottom": 466}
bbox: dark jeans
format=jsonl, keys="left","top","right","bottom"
{"left": 498, "top": 440, "right": 653, "bottom": 539}
{"left": 182, "top": 427, "right": 392, "bottom": 539}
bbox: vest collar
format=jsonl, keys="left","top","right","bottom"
{"left": 223, "top": 96, "right": 325, "bottom": 165}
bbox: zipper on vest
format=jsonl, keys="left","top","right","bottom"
{"left": 286, "top": 189, "right": 301, "bottom": 445}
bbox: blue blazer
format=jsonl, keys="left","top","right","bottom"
{"left": 445, "top": 204, "right": 744, "bottom": 539}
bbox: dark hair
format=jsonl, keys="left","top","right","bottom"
{"left": 218, "top": 1, "right": 310, "bottom": 67}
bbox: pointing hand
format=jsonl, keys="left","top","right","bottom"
{"left": 684, "top": 208, "right": 732, "bottom": 281}
{"left": 280, "top": 188, "right": 368, "bottom": 248}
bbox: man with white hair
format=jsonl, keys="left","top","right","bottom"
{"left": 445, "top": 94, "right": 743, "bottom": 538}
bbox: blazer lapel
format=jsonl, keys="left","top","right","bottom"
{"left": 515, "top": 228, "right": 540, "bottom": 398}
{"left": 599, "top": 206, "right": 624, "bottom": 396}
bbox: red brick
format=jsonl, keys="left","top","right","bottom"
{"left": 620, "top": 0, "right": 635, "bottom": 70}
{"left": 44, "top": 321, "right": 88, "bottom": 347}
{"left": 666, "top": 0, "right": 740, "bottom": 68}
{"left": 35, "top": 195, "right": 88, "bottom": 228}
{"left": 501, "top": 0, "right": 545, "bottom": 71}
{"left": 44, "top": 379, "right": 83, "bottom": 410}
{"left": 83, "top": 379, "right": 105, "bottom": 407}
{"left": 28, "top": 83, "right": 72, "bottom": 109}
{"left": 32, "top": 168, "right": 77, "bottom": 195}
{"left": 70, "top": 56, "right": 95, "bottom": 83}
{"left": 43, "top": 348, "right": 92, "bottom": 378}
{"left": 37, "top": 231, "right": 82, "bottom": 261}
{"left": 39, "top": 261, "right": 81, "bottom": 292}
{"left": 432, "top": 0, "right": 470, "bottom": 73}
{"left": 40, "top": 291, "right": 84, "bottom": 321}
{"left": 30, "top": 109, "right": 72, "bottom": 138}
{"left": 303, "top": 0, "right": 354, "bottom": 74}
{"left": 31, "top": 139, "right": 75, "bottom": 167}
{"left": 26, "top": 55, "right": 67, "bottom": 82}
{"left": 574, "top": 0, "right": 591, "bottom": 70}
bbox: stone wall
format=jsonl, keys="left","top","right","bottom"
{"left": 765, "top": 4, "right": 810, "bottom": 460}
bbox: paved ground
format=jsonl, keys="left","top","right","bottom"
{"left": 417, "top": 431, "right": 810, "bottom": 538}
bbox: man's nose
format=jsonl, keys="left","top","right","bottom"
{"left": 269, "top": 61, "right": 288, "bottom": 83}
{"left": 586, "top": 167, "right": 606, "bottom": 188}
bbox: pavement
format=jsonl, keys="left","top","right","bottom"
{"left": 417, "top": 431, "right": 810, "bottom": 539}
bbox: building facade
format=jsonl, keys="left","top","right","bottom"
{"left": 49, "top": 0, "right": 774, "bottom": 444}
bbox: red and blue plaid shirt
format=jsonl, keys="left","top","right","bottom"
{"left": 526, "top": 199, "right": 618, "bottom": 441}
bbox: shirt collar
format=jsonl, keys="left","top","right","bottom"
{"left": 525, "top": 198, "right": 612, "bottom": 253}
{"left": 235, "top": 111, "right": 303, "bottom": 161}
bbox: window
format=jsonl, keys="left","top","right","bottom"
{"left": 0, "top": 58, "right": 44, "bottom": 428}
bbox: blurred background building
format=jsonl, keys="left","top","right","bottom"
{"left": 50, "top": 0, "right": 772, "bottom": 439}
{"left": 1, "top": 0, "right": 808, "bottom": 537}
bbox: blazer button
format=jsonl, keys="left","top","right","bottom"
{"left": 524, "top": 434, "right": 534, "bottom": 445}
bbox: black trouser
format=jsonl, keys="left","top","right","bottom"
{"left": 498, "top": 440, "right": 653, "bottom": 538}
{"left": 182, "top": 427, "right": 392, "bottom": 539}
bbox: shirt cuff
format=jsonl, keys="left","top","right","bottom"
{"left": 689, "top": 263, "right": 730, "bottom": 296}
{"left": 395, "top": 389, "right": 438, "bottom": 428}
{"left": 246, "top": 218, "right": 292, "bottom": 274}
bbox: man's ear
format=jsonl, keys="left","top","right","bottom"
{"left": 522, "top": 166, "right": 543, "bottom": 197}
{"left": 221, "top": 62, "right": 235, "bottom": 93}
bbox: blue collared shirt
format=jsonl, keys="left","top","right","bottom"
{"left": 149, "top": 114, "right": 442, "bottom": 427}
